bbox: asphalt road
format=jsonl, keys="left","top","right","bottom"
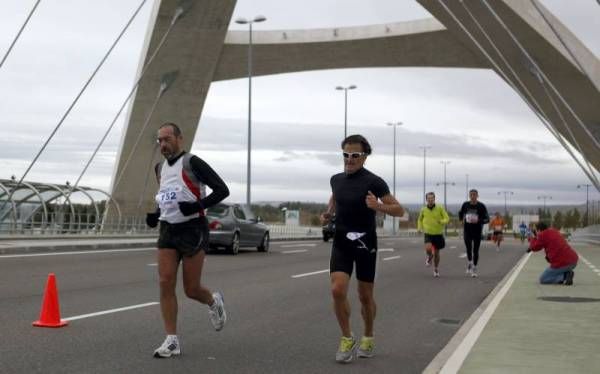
{"left": 0, "top": 236, "right": 525, "bottom": 373}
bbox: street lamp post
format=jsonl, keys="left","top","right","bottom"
{"left": 577, "top": 184, "right": 591, "bottom": 226}
{"left": 497, "top": 190, "right": 514, "bottom": 217}
{"left": 387, "top": 122, "right": 403, "bottom": 235}
{"left": 437, "top": 161, "right": 454, "bottom": 210}
{"left": 419, "top": 146, "right": 431, "bottom": 203}
{"left": 236, "top": 15, "right": 267, "bottom": 207}
{"left": 335, "top": 85, "right": 357, "bottom": 138}
{"left": 437, "top": 161, "right": 454, "bottom": 235}
{"left": 537, "top": 195, "right": 552, "bottom": 219}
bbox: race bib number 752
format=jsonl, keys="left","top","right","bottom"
{"left": 157, "top": 185, "right": 182, "bottom": 205}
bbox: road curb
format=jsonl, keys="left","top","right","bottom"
{"left": 422, "top": 251, "right": 531, "bottom": 374}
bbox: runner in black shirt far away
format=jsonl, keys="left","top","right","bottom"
{"left": 320, "top": 135, "right": 405, "bottom": 363}
{"left": 458, "top": 189, "right": 489, "bottom": 278}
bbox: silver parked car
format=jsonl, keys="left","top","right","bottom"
{"left": 206, "top": 203, "right": 270, "bottom": 255}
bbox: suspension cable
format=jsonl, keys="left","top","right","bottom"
{"left": 0, "top": 0, "right": 149, "bottom": 214}
{"left": 63, "top": 2, "right": 190, "bottom": 206}
{"left": 529, "top": 0, "right": 599, "bottom": 93}
{"left": 480, "top": 0, "right": 600, "bottom": 151}
{"left": 457, "top": 0, "right": 600, "bottom": 188}
{"left": 0, "top": 0, "right": 42, "bottom": 70}
{"left": 136, "top": 144, "right": 160, "bottom": 214}
{"left": 111, "top": 72, "right": 178, "bottom": 193}
{"left": 436, "top": 0, "right": 600, "bottom": 191}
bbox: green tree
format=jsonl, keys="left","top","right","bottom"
{"left": 564, "top": 210, "right": 574, "bottom": 229}
{"left": 552, "top": 210, "right": 564, "bottom": 230}
{"left": 572, "top": 208, "right": 581, "bottom": 228}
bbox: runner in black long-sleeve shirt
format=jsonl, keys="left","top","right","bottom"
{"left": 146, "top": 122, "right": 229, "bottom": 358}
{"left": 458, "top": 189, "right": 489, "bottom": 278}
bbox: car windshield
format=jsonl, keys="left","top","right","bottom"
{"left": 207, "top": 204, "right": 229, "bottom": 218}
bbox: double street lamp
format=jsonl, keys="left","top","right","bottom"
{"left": 577, "top": 184, "right": 592, "bottom": 226}
{"left": 387, "top": 122, "right": 403, "bottom": 234}
{"left": 335, "top": 85, "right": 357, "bottom": 138}
{"left": 236, "top": 15, "right": 267, "bottom": 207}
{"left": 537, "top": 195, "right": 552, "bottom": 218}
{"left": 436, "top": 161, "right": 455, "bottom": 211}
{"left": 419, "top": 146, "right": 431, "bottom": 203}
{"left": 497, "top": 190, "right": 514, "bottom": 217}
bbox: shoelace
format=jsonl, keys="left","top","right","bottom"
{"left": 160, "top": 339, "right": 177, "bottom": 351}
{"left": 360, "top": 339, "right": 374, "bottom": 350}
{"left": 339, "top": 337, "right": 355, "bottom": 352}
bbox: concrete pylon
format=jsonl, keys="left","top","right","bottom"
{"left": 108, "top": 0, "right": 600, "bottom": 220}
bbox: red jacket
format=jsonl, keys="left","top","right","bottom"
{"left": 528, "top": 228, "right": 578, "bottom": 268}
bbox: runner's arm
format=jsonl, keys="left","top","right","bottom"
{"left": 439, "top": 207, "right": 450, "bottom": 225}
{"left": 368, "top": 192, "right": 405, "bottom": 217}
{"left": 189, "top": 156, "right": 230, "bottom": 209}
{"left": 321, "top": 194, "right": 335, "bottom": 224}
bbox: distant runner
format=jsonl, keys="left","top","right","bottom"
{"left": 518, "top": 221, "right": 527, "bottom": 243}
{"left": 489, "top": 212, "right": 505, "bottom": 251}
{"left": 417, "top": 192, "right": 450, "bottom": 277}
{"left": 458, "top": 189, "right": 489, "bottom": 278}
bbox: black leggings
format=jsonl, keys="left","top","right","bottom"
{"left": 464, "top": 231, "right": 482, "bottom": 265}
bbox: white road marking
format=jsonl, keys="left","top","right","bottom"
{"left": 383, "top": 256, "right": 401, "bottom": 261}
{"left": 147, "top": 263, "right": 157, "bottom": 267}
{"left": 450, "top": 246, "right": 457, "bottom": 249}
{"left": 439, "top": 253, "right": 532, "bottom": 373}
{"left": 0, "top": 247, "right": 155, "bottom": 259}
{"left": 275, "top": 241, "right": 319, "bottom": 246}
{"left": 593, "top": 269, "right": 600, "bottom": 273}
{"left": 282, "top": 249, "right": 308, "bottom": 254}
{"left": 459, "top": 253, "right": 467, "bottom": 258}
{"left": 64, "top": 302, "right": 159, "bottom": 321}
{"left": 279, "top": 243, "right": 317, "bottom": 248}
{"left": 291, "top": 269, "right": 329, "bottom": 278}
{"left": 379, "top": 248, "right": 395, "bottom": 252}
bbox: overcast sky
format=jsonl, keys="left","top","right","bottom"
{"left": 1, "top": 0, "right": 599, "bottom": 208}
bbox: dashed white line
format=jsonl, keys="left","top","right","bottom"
{"left": 291, "top": 269, "right": 329, "bottom": 278}
{"left": 459, "top": 253, "right": 467, "bottom": 258}
{"left": 379, "top": 248, "right": 395, "bottom": 252}
{"left": 450, "top": 246, "right": 457, "bottom": 249}
{"left": 280, "top": 243, "right": 317, "bottom": 248}
{"left": 64, "top": 302, "right": 159, "bottom": 321}
{"left": 0, "top": 247, "right": 155, "bottom": 259}
{"left": 383, "top": 256, "right": 401, "bottom": 261}
{"left": 147, "top": 263, "right": 157, "bottom": 267}
{"left": 282, "top": 249, "right": 308, "bottom": 254}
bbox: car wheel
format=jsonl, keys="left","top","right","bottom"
{"left": 227, "top": 232, "right": 240, "bottom": 255}
{"left": 257, "top": 232, "right": 270, "bottom": 252}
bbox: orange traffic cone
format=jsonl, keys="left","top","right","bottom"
{"left": 32, "top": 273, "right": 68, "bottom": 328}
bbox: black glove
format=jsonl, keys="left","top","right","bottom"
{"left": 178, "top": 201, "right": 202, "bottom": 216}
{"left": 146, "top": 209, "right": 160, "bottom": 228}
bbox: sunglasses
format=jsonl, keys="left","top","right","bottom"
{"left": 343, "top": 152, "right": 366, "bottom": 159}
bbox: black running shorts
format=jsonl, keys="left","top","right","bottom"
{"left": 424, "top": 234, "right": 446, "bottom": 250}
{"left": 330, "top": 230, "right": 378, "bottom": 283}
{"left": 157, "top": 216, "right": 209, "bottom": 258}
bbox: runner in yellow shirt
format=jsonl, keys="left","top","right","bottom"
{"left": 417, "top": 192, "right": 450, "bottom": 277}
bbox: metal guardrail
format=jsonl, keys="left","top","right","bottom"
{"left": 0, "top": 214, "right": 423, "bottom": 240}
{"left": 571, "top": 225, "right": 600, "bottom": 245}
